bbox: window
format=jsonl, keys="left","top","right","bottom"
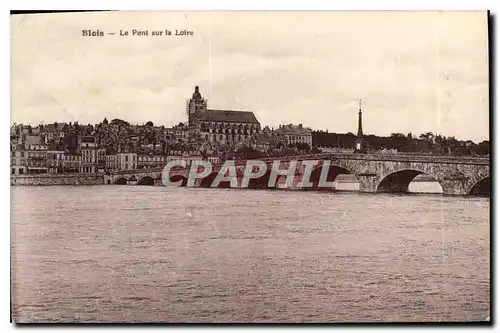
{"left": 125, "top": 155, "right": 129, "bottom": 162}
{"left": 19, "top": 168, "right": 24, "bottom": 175}
{"left": 20, "top": 152, "right": 24, "bottom": 157}
{"left": 11, "top": 168, "right": 15, "bottom": 175}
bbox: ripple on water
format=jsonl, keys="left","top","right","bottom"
{"left": 10, "top": 186, "right": 490, "bottom": 323}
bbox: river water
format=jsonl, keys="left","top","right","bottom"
{"left": 10, "top": 185, "right": 490, "bottom": 323}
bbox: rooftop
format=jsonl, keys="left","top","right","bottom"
{"left": 200, "top": 109, "right": 260, "bottom": 124}
{"left": 81, "top": 136, "right": 96, "bottom": 143}
{"left": 43, "top": 123, "right": 67, "bottom": 132}
{"left": 25, "top": 135, "right": 44, "bottom": 146}
{"left": 14, "top": 144, "right": 25, "bottom": 151}
{"left": 276, "top": 124, "right": 312, "bottom": 135}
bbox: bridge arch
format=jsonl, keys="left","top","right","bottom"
{"left": 308, "top": 164, "right": 355, "bottom": 190}
{"left": 200, "top": 171, "right": 233, "bottom": 188}
{"left": 138, "top": 176, "right": 154, "bottom": 186}
{"left": 168, "top": 174, "right": 188, "bottom": 187}
{"left": 247, "top": 169, "right": 272, "bottom": 189}
{"left": 376, "top": 169, "right": 443, "bottom": 194}
{"left": 468, "top": 176, "right": 490, "bottom": 196}
{"left": 114, "top": 177, "right": 127, "bottom": 185}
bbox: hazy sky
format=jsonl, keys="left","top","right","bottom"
{"left": 11, "top": 11, "right": 489, "bottom": 142}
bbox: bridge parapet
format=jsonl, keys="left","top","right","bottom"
{"left": 106, "top": 153, "right": 489, "bottom": 195}
{"left": 108, "top": 153, "right": 488, "bottom": 177}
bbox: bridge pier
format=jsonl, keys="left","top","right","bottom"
{"left": 357, "top": 173, "right": 379, "bottom": 193}
{"left": 441, "top": 178, "right": 469, "bottom": 196}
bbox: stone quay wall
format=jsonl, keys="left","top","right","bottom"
{"left": 11, "top": 174, "right": 104, "bottom": 186}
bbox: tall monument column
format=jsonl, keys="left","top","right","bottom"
{"left": 355, "top": 99, "right": 365, "bottom": 153}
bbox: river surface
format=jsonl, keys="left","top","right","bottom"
{"left": 10, "top": 186, "right": 490, "bottom": 323}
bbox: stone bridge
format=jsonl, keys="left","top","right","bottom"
{"left": 103, "top": 153, "right": 490, "bottom": 196}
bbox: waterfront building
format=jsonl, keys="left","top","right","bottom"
{"left": 97, "top": 146, "right": 107, "bottom": 170}
{"left": 24, "top": 136, "right": 48, "bottom": 174}
{"left": 275, "top": 123, "right": 313, "bottom": 147}
{"left": 26, "top": 150, "right": 48, "bottom": 174}
{"left": 105, "top": 154, "right": 117, "bottom": 171}
{"left": 80, "top": 136, "right": 98, "bottom": 173}
{"left": 166, "top": 155, "right": 198, "bottom": 166}
{"left": 46, "top": 150, "right": 65, "bottom": 174}
{"left": 116, "top": 152, "right": 137, "bottom": 170}
{"left": 10, "top": 144, "right": 27, "bottom": 175}
{"left": 186, "top": 86, "right": 261, "bottom": 145}
{"left": 64, "top": 153, "right": 81, "bottom": 173}
{"left": 137, "top": 154, "right": 167, "bottom": 169}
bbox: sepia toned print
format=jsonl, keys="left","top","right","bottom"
{"left": 10, "top": 11, "right": 489, "bottom": 323}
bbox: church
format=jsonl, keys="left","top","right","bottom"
{"left": 186, "top": 86, "right": 261, "bottom": 144}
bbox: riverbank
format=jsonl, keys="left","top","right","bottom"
{"left": 10, "top": 174, "right": 104, "bottom": 186}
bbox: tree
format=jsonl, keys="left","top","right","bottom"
{"left": 235, "top": 145, "right": 263, "bottom": 159}
{"left": 311, "top": 146, "right": 322, "bottom": 154}
{"left": 476, "top": 140, "right": 490, "bottom": 155}
{"left": 296, "top": 142, "right": 311, "bottom": 152}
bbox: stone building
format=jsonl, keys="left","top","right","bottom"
{"left": 46, "top": 150, "right": 65, "bottom": 173}
{"left": 24, "top": 135, "right": 47, "bottom": 151}
{"left": 97, "top": 146, "right": 107, "bottom": 172}
{"left": 79, "top": 136, "right": 97, "bottom": 173}
{"left": 137, "top": 154, "right": 167, "bottom": 169}
{"left": 105, "top": 150, "right": 118, "bottom": 171}
{"left": 275, "top": 124, "right": 313, "bottom": 147}
{"left": 186, "top": 86, "right": 261, "bottom": 145}
{"left": 24, "top": 136, "right": 48, "bottom": 174}
{"left": 64, "top": 153, "right": 81, "bottom": 173}
{"left": 40, "top": 123, "right": 67, "bottom": 144}
{"left": 10, "top": 144, "right": 27, "bottom": 175}
{"left": 106, "top": 149, "right": 137, "bottom": 171}
{"left": 116, "top": 152, "right": 137, "bottom": 170}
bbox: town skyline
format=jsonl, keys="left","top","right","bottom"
{"left": 11, "top": 11, "right": 489, "bottom": 142}
{"left": 9, "top": 112, "right": 490, "bottom": 145}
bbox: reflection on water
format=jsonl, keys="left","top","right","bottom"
{"left": 11, "top": 186, "right": 489, "bottom": 323}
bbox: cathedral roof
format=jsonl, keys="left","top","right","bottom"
{"left": 200, "top": 109, "right": 260, "bottom": 124}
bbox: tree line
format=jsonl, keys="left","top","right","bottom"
{"left": 312, "top": 131, "right": 489, "bottom": 156}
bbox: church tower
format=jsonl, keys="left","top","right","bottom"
{"left": 186, "top": 86, "right": 207, "bottom": 136}
{"left": 355, "top": 99, "right": 366, "bottom": 153}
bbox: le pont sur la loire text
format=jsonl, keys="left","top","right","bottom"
{"left": 82, "top": 29, "right": 194, "bottom": 37}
